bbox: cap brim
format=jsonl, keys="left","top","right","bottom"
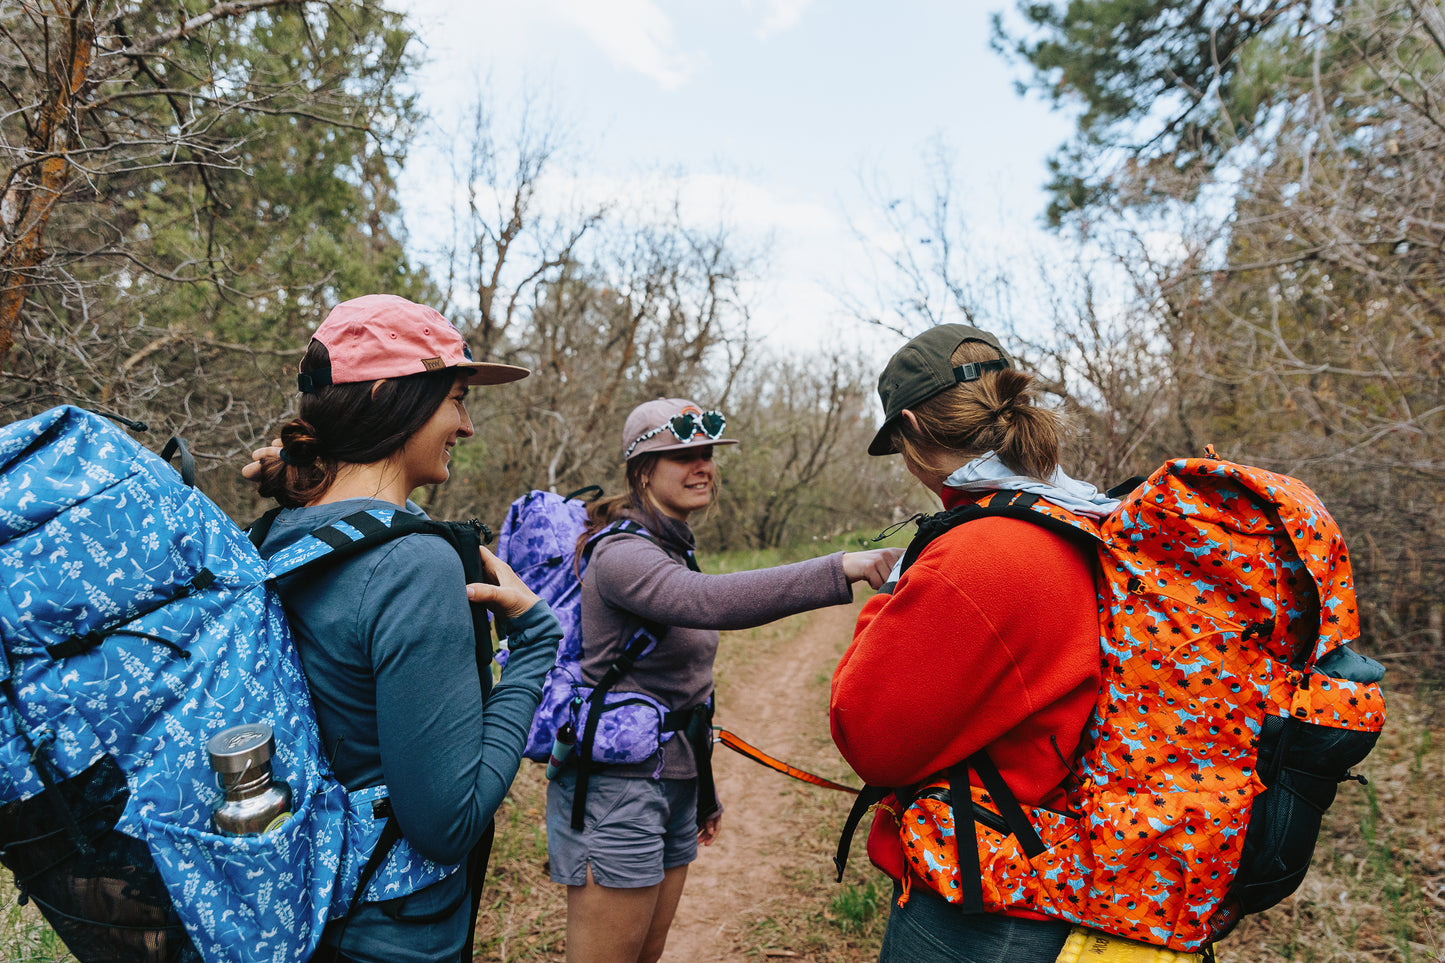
{"left": 867, "top": 417, "right": 898, "bottom": 456}
{"left": 628, "top": 436, "right": 739, "bottom": 460}
{"left": 457, "top": 362, "right": 530, "bottom": 386}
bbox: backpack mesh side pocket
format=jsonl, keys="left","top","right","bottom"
{"left": 1233, "top": 713, "right": 1379, "bottom": 914}
{"left": 0, "top": 755, "right": 201, "bottom": 963}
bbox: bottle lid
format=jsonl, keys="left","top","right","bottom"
{"left": 208, "top": 723, "right": 276, "bottom": 774}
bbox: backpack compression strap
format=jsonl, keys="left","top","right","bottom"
{"left": 45, "top": 570, "right": 216, "bottom": 660}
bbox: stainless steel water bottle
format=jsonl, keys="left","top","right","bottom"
{"left": 208, "top": 723, "right": 294, "bottom": 836}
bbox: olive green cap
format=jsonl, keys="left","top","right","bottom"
{"left": 868, "top": 323, "right": 1012, "bottom": 456}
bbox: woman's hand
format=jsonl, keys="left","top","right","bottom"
{"left": 842, "top": 547, "right": 904, "bottom": 589}
{"left": 465, "top": 545, "right": 543, "bottom": 620}
{"left": 241, "top": 438, "right": 282, "bottom": 482}
{"left": 697, "top": 812, "right": 722, "bottom": 847}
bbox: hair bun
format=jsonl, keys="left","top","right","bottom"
{"left": 276, "top": 422, "right": 322, "bottom": 469}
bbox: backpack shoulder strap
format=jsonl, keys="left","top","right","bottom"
{"left": 569, "top": 621, "right": 665, "bottom": 831}
{"left": 575, "top": 520, "right": 685, "bottom": 647}
{"left": 246, "top": 506, "right": 284, "bottom": 549}
{"left": 266, "top": 508, "right": 495, "bottom": 681}
{"left": 266, "top": 508, "right": 473, "bottom": 579}
{"left": 897, "top": 491, "right": 1101, "bottom": 579}
{"left": 582, "top": 520, "right": 701, "bottom": 573}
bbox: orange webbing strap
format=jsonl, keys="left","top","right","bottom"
{"left": 714, "top": 729, "right": 859, "bottom": 794}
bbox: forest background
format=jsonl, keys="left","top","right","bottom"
{"left": 0, "top": 0, "right": 1440, "bottom": 679}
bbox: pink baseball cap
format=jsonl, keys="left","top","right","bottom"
{"left": 297, "top": 294, "right": 529, "bottom": 392}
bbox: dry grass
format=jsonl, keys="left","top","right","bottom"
{"left": 472, "top": 763, "right": 568, "bottom": 961}
{"left": 0, "top": 871, "right": 74, "bottom": 963}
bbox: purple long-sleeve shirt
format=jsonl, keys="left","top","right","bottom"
{"left": 579, "top": 509, "right": 853, "bottom": 779}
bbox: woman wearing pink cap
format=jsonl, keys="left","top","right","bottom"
{"left": 547, "top": 397, "right": 902, "bottom": 963}
{"left": 247, "top": 295, "right": 562, "bottom": 963}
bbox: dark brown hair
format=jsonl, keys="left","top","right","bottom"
{"left": 889, "top": 339, "right": 1062, "bottom": 482}
{"left": 256, "top": 340, "right": 459, "bottom": 507}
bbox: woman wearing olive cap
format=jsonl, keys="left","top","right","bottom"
{"left": 550, "top": 397, "right": 901, "bottom": 963}
{"left": 831, "top": 325, "right": 1114, "bottom": 963}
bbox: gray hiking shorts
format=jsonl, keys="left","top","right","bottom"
{"left": 546, "top": 769, "right": 698, "bottom": 888}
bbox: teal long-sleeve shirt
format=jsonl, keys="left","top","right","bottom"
{"left": 260, "top": 498, "right": 559, "bottom": 864}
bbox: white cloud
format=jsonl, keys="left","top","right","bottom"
{"left": 744, "top": 0, "right": 813, "bottom": 39}
{"left": 548, "top": 0, "right": 705, "bottom": 90}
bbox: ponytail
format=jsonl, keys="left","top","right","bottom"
{"left": 255, "top": 418, "right": 335, "bottom": 508}
{"left": 890, "top": 340, "right": 1062, "bottom": 482}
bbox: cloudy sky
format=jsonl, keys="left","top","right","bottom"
{"left": 393, "top": 0, "right": 1073, "bottom": 353}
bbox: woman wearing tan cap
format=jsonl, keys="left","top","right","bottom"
{"left": 547, "top": 397, "right": 901, "bottom": 963}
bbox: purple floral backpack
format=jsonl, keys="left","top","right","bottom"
{"left": 497, "top": 489, "right": 698, "bottom": 827}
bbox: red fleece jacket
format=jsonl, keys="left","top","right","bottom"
{"left": 830, "top": 491, "right": 1102, "bottom": 891}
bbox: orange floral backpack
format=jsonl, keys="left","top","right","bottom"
{"left": 836, "top": 452, "right": 1386, "bottom": 953}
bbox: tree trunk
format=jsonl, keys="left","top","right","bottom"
{"left": 0, "top": 9, "right": 96, "bottom": 366}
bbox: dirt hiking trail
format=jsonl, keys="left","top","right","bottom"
{"left": 660, "top": 601, "right": 867, "bottom": 962}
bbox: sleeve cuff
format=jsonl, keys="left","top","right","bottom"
{"left": 497, "top": 600, "right": 562, "bottom": 649}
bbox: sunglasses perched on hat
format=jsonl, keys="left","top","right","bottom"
{"left": 624, "top": 407, "right": 727, "bottom": 460}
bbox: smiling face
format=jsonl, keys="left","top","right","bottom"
{"left": 643, "top": 445, "right": 716, "bottom": 521}
{"left": 399, "top": 374, "right": 474, "bottom": 492}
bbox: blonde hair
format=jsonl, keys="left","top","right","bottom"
{"left": 889, "top": 340, "right": 1062, "bottom": 482}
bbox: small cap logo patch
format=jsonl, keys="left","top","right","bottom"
{"left": 421, "top": 357, "right": 444, "bottom": 371}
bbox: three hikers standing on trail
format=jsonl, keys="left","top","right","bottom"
{"left": 0, "top": 264, "right": 1384, "bottom": 963}
{"left": 244, "top": 295, "right": 898, "bottom": 963}
{"left": 238, "top": 299, "right": 1377, "bottom": 963}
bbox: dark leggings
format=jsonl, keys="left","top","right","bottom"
{"left": 878, "top": 883, "right": 1071, "bottom": 963}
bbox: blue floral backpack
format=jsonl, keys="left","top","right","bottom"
{"left": 496, "top": 489, "right": 710, "bottom": 830}
{"left": 0, "top": 406, "right": 486, "bottom": 963}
